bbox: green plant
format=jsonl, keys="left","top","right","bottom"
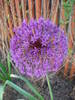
{"left": 0, "top": 52, "right": 11, "bottom": 100}
{"left": 4, "top": 74, "right": 44, "bottom": 100}
{"left": 0, "top": 53, "right": 44, "bottom": 100}
{"left": 60, "top": 0, "right": 75, "bottom": 25}
{"left": 46, "top": 74, "right": 53, "bottom": 100}
{"left": 0, "top": 52, "right": 54, "bottom": 100}
{"left": 10, "top": 74, "right": 44, "bottom": 100}
{"left": 0, "top": 85, "right": 4, "bottom": 100}
{"left": 0, "top": 52, "right": 11, "bottom": 82}
{"left": 4, "top": 80, "right": 38, "bottom": 100}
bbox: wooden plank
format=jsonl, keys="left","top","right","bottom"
{"left": 69, "top": 4, "right": 75, "bottom": 79}
{"left": 21, "top": 0, "right": 25, "bottom": 19}
{"left": 28, "top": 0, "right": 35, "bottom": 19}
{"left": 21, "top": 0, "right": 28, "bottom": 22}
{"left": 15, "top": 0, "right": 22, "bottom": 25}
{"left": 60, "top": 0, "right": 66, "bottom": 32}
{"left": 71, "top": 4, "right": 75, "bottom": 40}
{"left": 32, "top": 0, "right": 35, "bottom": 18}
{"left": 64, "top": 57, "right": 69, "bottom": 77}
{"left": 10, "top": 0, "right": 17, "bottom": 27}
{"left": 4, "top": 0, "right": 13, "bottom": 39}
{"left": 46, "top": 0, "right": 50, "bottom": 18}
{"left": 51, "top": 0, "right": 59, "bottom": 24}
{"left": 36, "top": 0, "right": 41, "bottom": 20}
{"left": 24, "top": 0, "right": 29, "bottom": 22}
{"left": 43, "top": 0, "right": 46, "bottom": 18}
{"left": 69, "top": 61, "right": 75, "bottom": 79}
{"left": 21, "top": 0, "right": 28, "bottom": 21}
{"left": 28, "top": 0, "right": 32, "bottom": 19}
{"left": 0, "top": 0, "right": 9, "bottom": 51}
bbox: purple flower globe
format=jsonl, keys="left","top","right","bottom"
{"left": 10, "top": 17, "right": 68, "bottom": 78}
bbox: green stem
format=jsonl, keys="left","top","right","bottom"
{"left": 46, "top": 74, "right": 53, "bottom": 100}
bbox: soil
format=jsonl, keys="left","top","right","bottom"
{"left": 3, "top": 70, "right": 75, "bottom": 100}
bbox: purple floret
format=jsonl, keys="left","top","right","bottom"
{"left": 10, "top": 17, "right": 68, "bottom": 78}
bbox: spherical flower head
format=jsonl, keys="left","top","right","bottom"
{"left": 10, "top": 17, "right": 68, "bottom": 79}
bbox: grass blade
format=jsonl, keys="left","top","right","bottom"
{"left": 46, "top": 74, "right": 53, "bottom": 100}
{"left": 0, "top": 72, "right": 6, "bottom": 81}
{"left": 4, "top": 80, "right": 37, "bottom": 100}
{"left": 7, "top": 52, "right": 11, "bottom": 76}
{"left": 11, "top": 74, "right": 44, "bottom": 100}
{"left": 0, "top": 85, "right": 4, "bottom": 100}
{"left": 0, "top": 63, "right": 8, "bottom": 79}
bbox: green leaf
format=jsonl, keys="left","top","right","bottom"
{"left": 46, "top": 74, "right": 53, "bottom": 100}
{"left": 11, "top": 74, "right": 44, "bottom": 100}
{"left": 60, "top": 19, "right": 64, "bottom": 25}
{"left": 4, "top": 80, "right": 37, "bottom": 100}
{"left": 7, "top": 52, "right": 11, "bottom": 77}
{"left": 0, "top": 72, "right": 6, "bottom": 81}
{"left": 63, "top": 0, "right": 73, "bottom": 23}
{"left": 68, "top": 48, "right": 73, "bottom": 55}
{"left": 0, "top": 63, "right": 8, "bottom": 80}
{"left": 0, "top": 84, "right": 4, "bottom": 100}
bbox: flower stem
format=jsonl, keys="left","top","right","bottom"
{"left": 46, "top": 74, "right": 53, "bottom": 100}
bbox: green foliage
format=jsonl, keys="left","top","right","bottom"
{"left": 0, "top": 85, "right": 4, "bottom": 100}
{"left": 4, "top": 80, "right": 37, "bottom": 100}
{"left": 46, "top": 74, "right": 53, "bottom": 100}
{"left": 0, "top": 53, "right": 53, "bottom": 100}
{"left": 60, "top": 0, "right": 75, "bottom": 25}
{"left": 68, "top": 48, "right": 73, "bottom": 56}
{"left": 0, "top": 53, "right": 11, "bottom": 82}
{"left": 0, "top": 52, "right": 11, "bottom": 100}
{"left": 7, "top": 52, "right": 11, "bottom": 76}
{"left": 0, "top": 53, "right": 44, "bottom": 100}
{"left": 0, "top": 62, "right": 10, "bottom": 82}
{"left": 11, "top": 74, "right": 44, "bottom": 100}
{"left": 63, "top": 0, "right": 73, "bottom": 20}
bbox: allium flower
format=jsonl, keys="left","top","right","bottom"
{"left": 10, "top": 17, "right": 68, "bottom": 78}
